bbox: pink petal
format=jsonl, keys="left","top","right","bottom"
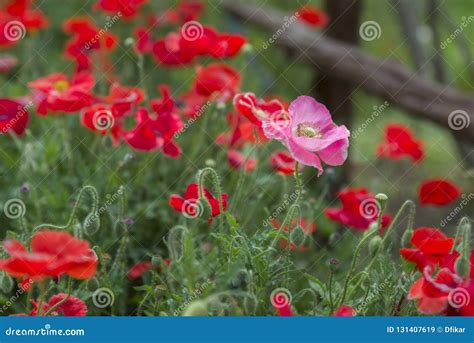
{"left": 287, "top": 138, "right": 323, "bottom": 176}
{"left": 292, "top": 125, "right": 350, "bottom": 152}
{"left": 318, "top": 137, "right": 349, "bottom": 166}
{"left": 289, "top": 96, "right": 332, "bottom": 131}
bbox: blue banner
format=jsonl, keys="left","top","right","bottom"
{"left": 0, "top": 317, "right": 473, "bottom": 343}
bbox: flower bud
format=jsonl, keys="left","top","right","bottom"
{"left": 290, "top": 225, "right": 305, "bottom": 246}
{"left": 83, "top": 212, "right": 100, "bottom": 235}
{"left": 0, "top": 272, "right": 13, "bottom": 293}
{"left": 182, "top": 300, "right": 208, "bottom": 316}
{"left": 369, "top": 235, "right": 382, "bottom": 257}
{"left": 328, "top": 258, "right": 340, "bottom": 272}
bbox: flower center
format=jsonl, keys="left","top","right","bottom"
{"left": 53, "top": 80, "right": 69, "bottom": 92}
{"left": 296, "top": 123, "right": 322, "bottom": 138}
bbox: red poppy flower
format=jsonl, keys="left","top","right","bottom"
{"left": 400, "top": 227, "right": 459, "bottom": 272}
{"left": 152, "top": 25, "right": 245, "bottom": 66}
{"left": 233, "top": 92, "right": 286, "bottom": 127}
{"left": 0, "top": 0, "right": 48, "bottom": 47}
{"left": 94, "top": 0, "right": 148, "bottom": 18}
{"left": 0, "top": 54, "right": 17, "bottom": 72}
{"left": 134, "top": 27, "right": 154, "bottom": 54}
{"left": 28, "top": 293, "right": 88, "bottom": 316}
{"left": 408, "top": 267, "right": 462, "bottom": 315}
{"left": 297, "top": 5, "right": 328, "bottom": 28}
{"left": 28, "top": 72, "right": 95, "bottom": 115}
{"left": 0, "top": 98, "right": 29, "bottom": 135}
{"left": 376, "top": 123, "right": 424, "bottom": 163}
{"left": 270, "top": 151, "right": 296, "bottom": 175}
{"left": 169, "top": 183, "right": 227, "bottom": 219}
{"left": 0, "top": 229, "right": 98, "bottom": 280}
{"left": 325, "top": 188, "right": 392, "bottom": 231}
{"left": 333, "top": 305, "right": 355, "bottom": 316}
{"left": 271, "top": 218, "right": 316, "bottom": 252}
{"left": 123, "top": 107, "right": 164, "bottom": 152}
{"left": 179, "top": 88, "right": 209, "bottom": 118}
{"left": 149, "top": 85, "right": 183, "bottom": 158}
{"left": 63, "top": 17, "right": 117, "bottom": 71}
{"left": 123, "top": 86, "right": 183, "bottom": 156}
{"left": 127, "top": 261, "right": 152, "bottom": 280}
{"left": 227, "top": 150, "right": 256, "bottom": 172}
{"left": 193, "top": 63, "right": 240, "bottom": 101}
{"left": 419, "top": 179, "right": 461, "bottom": 206}
{"left": 81, "top": 83, "right": 143, "bottom": 145}
{"left": 216, "top": 112, "right": 267, "bottom": 148}
{"left": 150, "top": 0, "right": 204, "bottom": 27}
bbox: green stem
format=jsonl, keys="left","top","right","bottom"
{"left": 293, "top": 161, "right": 302, "bottom": 204}
{"left": 43, "top": 278, "right": 72, "bottom": 316}
{"left": 339, "top": 229, "right": 376, "bottom": 306}
{"left": 32, "top": 185, "right": 99, "bottom": 233}
{"left": 198, "top": 168, "right": 225, "bottom": 231}
{"left": 328, "top": 271, "right": 335, "bottom": 314}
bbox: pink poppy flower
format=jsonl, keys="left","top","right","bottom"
{"left": 262, "top": 96, "right": 350, "bottom": 176}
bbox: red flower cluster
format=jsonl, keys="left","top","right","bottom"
{"left": 28, "top": 72, "right": 95, "bottom": 115}
{"left": 0, "top": 0, "right": 48, "bottom": 47}
{"left": 137, "top": 23, "right": 245, "bottom": 66}
{"left": 180, "top": 63, "right": 241, "bottom": 118}
{"left": 63, "top": 17, "right": 117, "bottom": 71}
{"left": 400, "top": 227, "right": 459, "bottom": 272}
{"left": 94, "top": 0, "right": 147, "bottom": 18}
{"left": 169, "top": 183, "right": 227, "bottom": 219}
{"left": 401, "top": 228, "right": 473, "bottom": 315}
{"left": 325, "top": 188, "right": 392, "bottom": 231}
{"left": 377, "top": 123, "right": 424, "bottom": 163}
{"left": 123, "top": 85, "right": 183, "bottom": 156}
{"left": 0, "top": 229, "right": 97, "bottom": 280}
{"left": 25, "top": 293, "right": 88, "bottom": 316}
